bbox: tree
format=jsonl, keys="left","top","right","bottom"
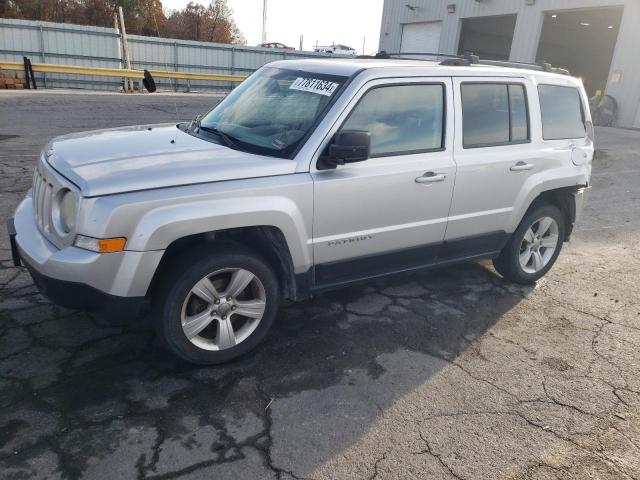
{"left": 0, "top": 0, "right": 244, "bottom": 44}
{"left": 165, "top": 0, "right": 245, "bottom": 44}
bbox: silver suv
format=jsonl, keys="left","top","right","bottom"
{"left": 9, "top": 57, "right": 593, "bottom": 364}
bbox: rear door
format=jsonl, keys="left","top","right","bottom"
{"left": 311, "top": 77, "right": 456, "bottom": 287}
{"left": 447, "top": 77, "right": 538, "bottom": 257}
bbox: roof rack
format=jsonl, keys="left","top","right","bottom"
{"left": 469, "top": 58, "right": 571, "bottom": 76}
{"left": 359, "top": 51, "right": 461, "bottom": 60}
{"left": 367, "top": 51, "right": 570, "bottom": 76}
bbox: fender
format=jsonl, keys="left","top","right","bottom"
{"left": 507, "top": 163, "right": 590, "bottom": 233}
{"left": 126, "top": 195, "right": 313, "bottom": 274}
{"left": 78, "top": 174, "right": 314, "bottom": 281}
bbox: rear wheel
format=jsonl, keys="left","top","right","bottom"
{"left": 493, "top": 204, "right": 565, "bottom": 284}
{"left": 155, "top": 246, "right": 279, "bottom": 365}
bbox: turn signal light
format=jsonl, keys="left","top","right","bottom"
{"left": 75, "top": 235, "right": 126, "bottom": 253}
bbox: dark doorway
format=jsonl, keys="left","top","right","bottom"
{"left": 536, "top": 7, "right": 623, "bottom": 97}
{"left": 458, "top": 15, "right": 517, "bottom": 60}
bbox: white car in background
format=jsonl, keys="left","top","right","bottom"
{"left": 314, "top": 44, "right": 358, "bottom": 56}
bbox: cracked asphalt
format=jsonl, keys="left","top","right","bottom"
{"left": 1, "top": 90, "right": 640, "bottom": 480}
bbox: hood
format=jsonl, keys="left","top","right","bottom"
{"left": 46, "top": 124, "right": 297, "bottom": 197}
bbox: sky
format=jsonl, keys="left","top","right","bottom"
{"left": 161, "top": 0, "right": 384, "bottom": 54}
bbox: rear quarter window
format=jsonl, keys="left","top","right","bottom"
{"left": 538, "top": 84, "right": 586, "bottom": 140}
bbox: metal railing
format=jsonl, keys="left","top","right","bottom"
{"left": 0, "top": 18, "right": 329, "bottom": 91}
{"left": 0, "top": 60, "right": 247, "bottom": 83}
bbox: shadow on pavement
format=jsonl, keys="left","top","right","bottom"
{"left": 0, "top": 261, "right": 532, "bottom": 478}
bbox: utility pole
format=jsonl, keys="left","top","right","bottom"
{"left": 118, "top": 6, "right": 133, "bottom": 93}
{"left": 114, "top": 13, "right": 125, "bottom": 92}
{"left": 299, "top": 34, "right": 303, "bottom": 51}
{"left": 261, "top": 0, "right": 267, "bottom": 44}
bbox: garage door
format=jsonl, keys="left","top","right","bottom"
{"left": 400, "top": 21, "right": 442, "bottom": 54}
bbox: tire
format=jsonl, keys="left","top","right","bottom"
{"left": 142, "top": 70, "right": 156, "bottom": 93}
{"left": 493, "top": 203, "right": 565, "bottom": 285}
{"left": 154, "top": 245, "right": 279, "bottom": 365}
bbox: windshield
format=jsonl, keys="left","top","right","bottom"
{"left": 199, "top": 67, "right": 347, "bottom": 158}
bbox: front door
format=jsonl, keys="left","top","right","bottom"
{"left": 311, "top": 78, "right": 456, "bottom": 288}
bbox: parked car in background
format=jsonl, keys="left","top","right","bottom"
{"left": 9, "top": 57, "right": 593, "bottom": 365}
{"left": 314, "top": 44, "right": 358, "bottom": 56}
{"left": 258, "top": 42, "right": 295, "bottom": 50}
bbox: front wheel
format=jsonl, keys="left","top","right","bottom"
{"left": 493, "top": 204, "right": 565, "bottom": 284}
{"left": 155, "top": 246, "right": 279, "bottom": 365}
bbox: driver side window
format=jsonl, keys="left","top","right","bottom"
{"left": 341, "top": 84, "right": 445, "bottom": 157}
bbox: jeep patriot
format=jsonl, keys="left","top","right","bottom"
{"left": 8, "top": 57, "right": 593, "bottom": 364}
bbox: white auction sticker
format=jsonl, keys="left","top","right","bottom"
{"left": 289, "top": 77, "right": 339, "bottom": 96}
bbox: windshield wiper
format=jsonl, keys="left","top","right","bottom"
{"left": 198, "top": 126, "right": 239, "bottom": 150}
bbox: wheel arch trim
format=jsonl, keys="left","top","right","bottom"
{"left": 508, "top": 174, "right": 589, "bottom": 236}
{"left": 125, "top": 196, "right": 312, "bottom": 273}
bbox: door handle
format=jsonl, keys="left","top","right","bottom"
{"left": 415, "top": 172, "right": 447, "bottom": 184}
{"left": 510, "top": 161, "right": 534, "bottom": 172}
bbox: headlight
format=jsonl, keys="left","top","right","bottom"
{"left": 52, "top": 188, "right": 78, "bottom": 235}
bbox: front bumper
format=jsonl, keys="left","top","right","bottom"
{"left": 9, "top": 196, "right": 164, "bottom": 315}
{"left": 21, "top": 254, "right": 146, "bottom": 317}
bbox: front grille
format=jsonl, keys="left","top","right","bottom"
{"left": 32, "top": 167, "right": 54, "bottom": 237}
{"left": 31, "top": 152, "right": 78, "bottom": 249}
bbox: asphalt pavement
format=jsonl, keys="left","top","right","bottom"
{"left": 1, "top": 90, "right": 640, "bottom": 479}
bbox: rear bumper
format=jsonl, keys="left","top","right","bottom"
{"left": 573, "top": 185, "right": 591, "bottom": 223}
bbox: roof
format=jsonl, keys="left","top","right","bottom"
{"left": 268, "top": 58, "right": 439, "bottom": 76}
{"left": 266, "top": 58, "right": 576, "bottom": 82}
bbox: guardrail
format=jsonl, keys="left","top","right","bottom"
{"left": 0, "top": 61, "right": 247, "bottom": 83}
{"left": 1, "top": 19, "right": 331, "bottom": 92}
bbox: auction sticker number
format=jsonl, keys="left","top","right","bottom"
{"left": 290, "top": 77, "right": 339, "bottom": 96}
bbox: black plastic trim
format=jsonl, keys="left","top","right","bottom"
{"left": 21, "top": 257, "right": 145, "bottom": 320}
{"left": 440, "top": 231, "right": 509, "bottom": 261}
{"left": 315, "top": 243, "right": 442, "bottom": 287}
{"left": 7, "top": 218, "right": 21, "bottom": 267}
{"left": 310, "top": 231, "right": 508, "bottom": 291}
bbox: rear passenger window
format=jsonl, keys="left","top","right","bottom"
{"left": 461, "top": 83, "right": 530, "bottom": 148}
{"left": 341, "top": 84, "right": 444, "bottom": 157}
{"left": 538, "top": 85, "right": 586, "bottom": 140}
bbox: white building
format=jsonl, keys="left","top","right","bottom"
{"left": 378, "top": 0, "right": 640, "bottom": 128}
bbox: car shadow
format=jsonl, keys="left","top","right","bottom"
{"left": 0, "top": 261, "right": 533, "bottom": 478}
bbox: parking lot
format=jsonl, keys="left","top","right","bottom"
{"left": 1, "top": 90, "right": 640, "bottom": 479}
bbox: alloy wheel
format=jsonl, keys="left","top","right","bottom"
{"left": 519, "top": 216, "right": 560, "bottom": 274}
{"left": 180, "top": 268, "right": 266, "bottom": 351}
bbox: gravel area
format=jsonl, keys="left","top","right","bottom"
{"left": 1, "top": 90, "right": 640, "bottom": 480}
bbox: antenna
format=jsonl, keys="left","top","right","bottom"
{"left": 261, "top": 0, "right": 267, "bottom": 44}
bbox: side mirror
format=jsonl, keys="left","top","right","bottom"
{"left": 326, "top": 130, "right": 371, "bottom": 167}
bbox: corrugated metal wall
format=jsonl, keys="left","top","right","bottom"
{"left": 0, "top": 18, "right": 326, "bottom": 92}
{"left": 379, "top": 0, "right": 640, "bottom": 128}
